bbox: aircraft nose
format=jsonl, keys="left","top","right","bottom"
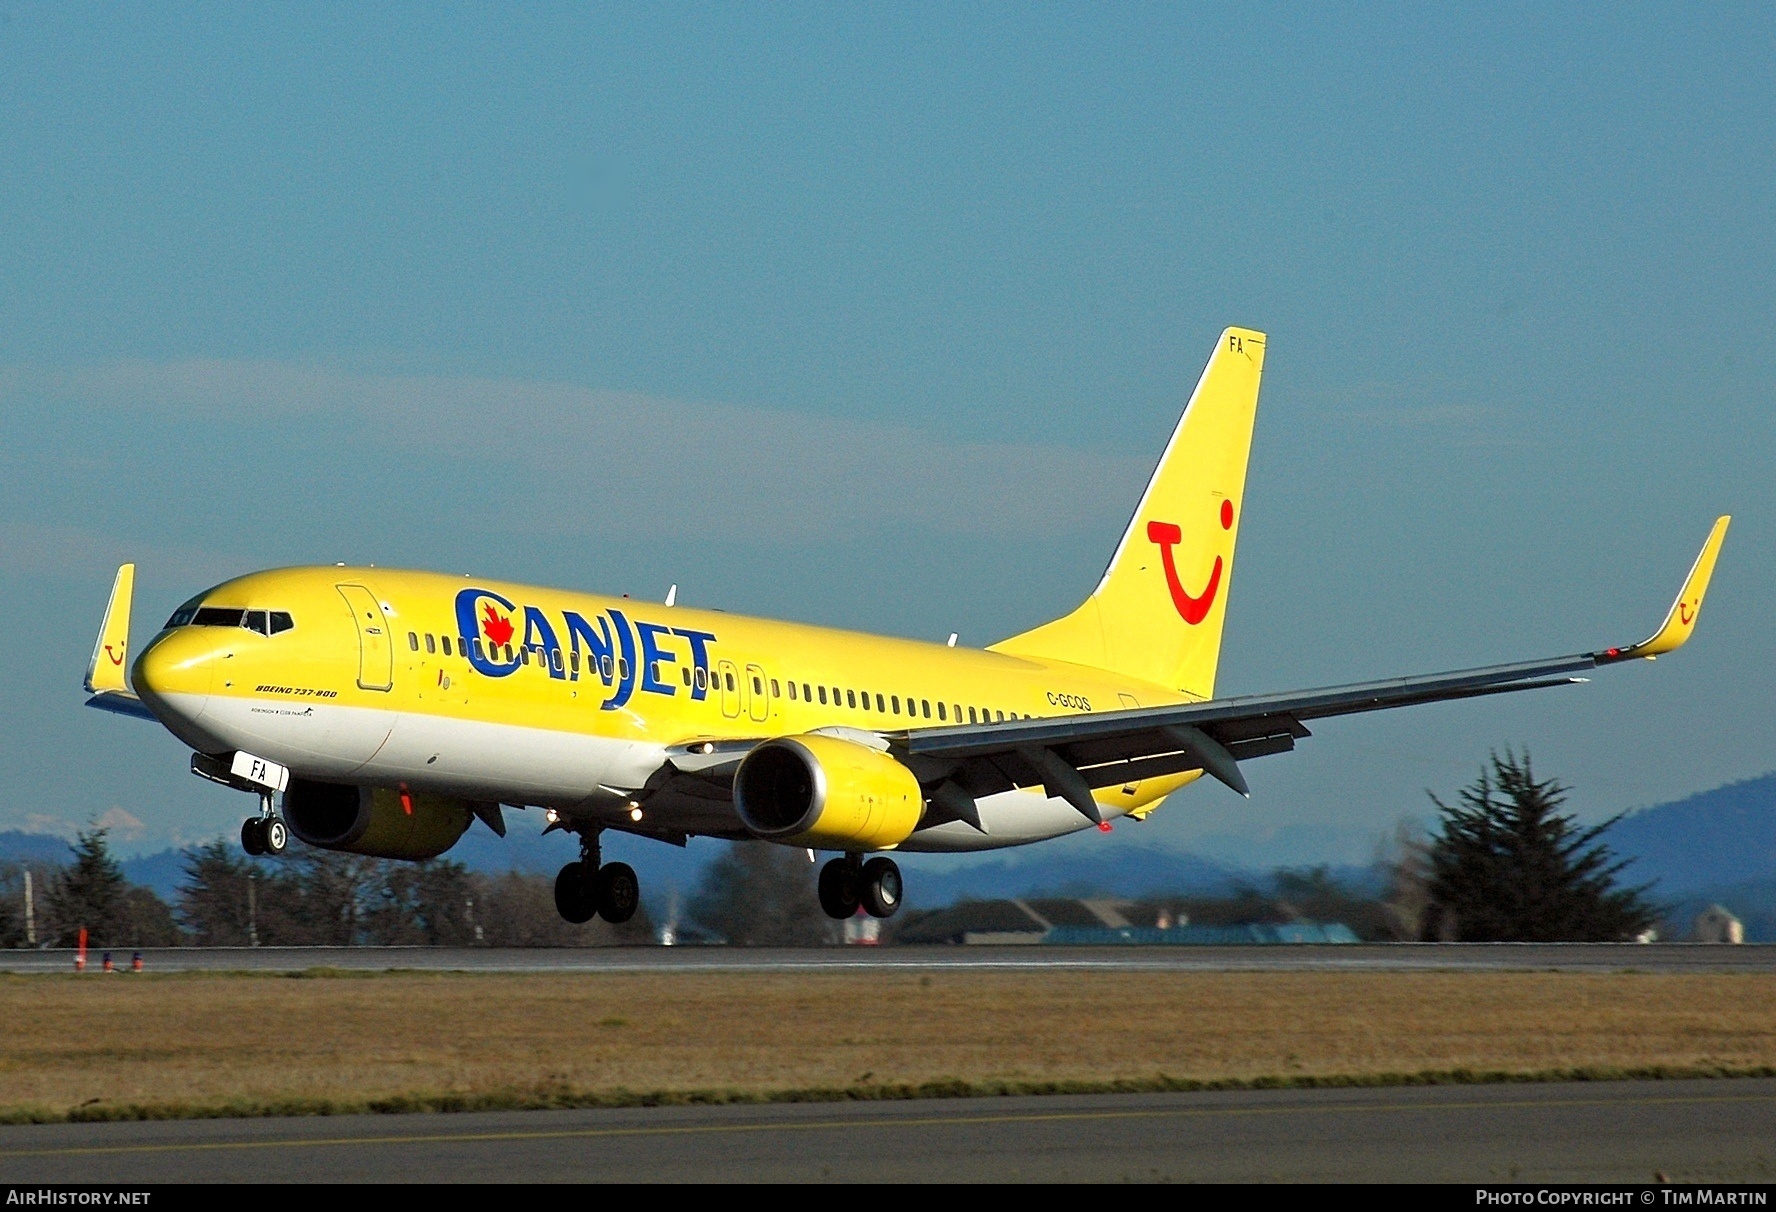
{"left": 132, "top": 628, "right": 217, "bottom": 727}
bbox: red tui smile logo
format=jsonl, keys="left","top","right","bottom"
{"left": 1148, "top": 498, "right": 1234, "bottom": 625}
{"left": 1678, "top": 600, "right": 1696, "bottom": 625}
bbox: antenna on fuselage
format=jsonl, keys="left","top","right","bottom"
{"left": 665, "top": 584, "right": 678, "bottom": 607}
{"left": 947, "top": 633, "right": 958, "bottom": 647}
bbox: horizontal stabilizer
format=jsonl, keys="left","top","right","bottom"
{"left": 85, "top": 690, "right": 156, "bottom": 721}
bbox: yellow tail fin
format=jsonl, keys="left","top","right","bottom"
{"left": 991, "top": 328, "right": 1266, "bottom": 698}
{"left": 85, "top": 563, "right": 135, "bottom": 695}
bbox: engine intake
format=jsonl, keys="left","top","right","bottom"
{"left": 733, "top": 734, "right": 923, "bottom": 850}
{"left": 283, "top": 778, "right": 475, "bottom": 861}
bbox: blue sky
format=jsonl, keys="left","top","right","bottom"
{"left": 0, "top": 4, "right": 1771, "bottom": 868}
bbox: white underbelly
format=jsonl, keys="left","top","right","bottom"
{"left": 196, "top": 696, "right": 395, "bottom": 779}
{"left": 365, "top": 710, "right": 659, "bottom": 804}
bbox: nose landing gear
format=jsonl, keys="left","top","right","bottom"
{"left": 240, "top": 793, "right": 288, "bottom": 857}
{"left": 818, "top": 855, "right": 901, "bottom": 920}
{"left": 552, "top": 827, "right": 639, "bottom": 924}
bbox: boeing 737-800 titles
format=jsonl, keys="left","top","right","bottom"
{"left": 83, "top": 329, "right": 1730, "bottom": 924}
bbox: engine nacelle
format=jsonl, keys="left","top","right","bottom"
{"left": 283, "top": 778, "right": 473, "bottom": 861}
{"left": 733, "top": 734, "right": 923, "bottom": 850}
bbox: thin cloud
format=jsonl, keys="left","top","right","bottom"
{"left": 0, "top": 521, "right": 238, "bottom": 586}
{"left": 6, "top": 361, "right": 1153, "bottom": 544}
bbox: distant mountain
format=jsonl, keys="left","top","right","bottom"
{"left": 120, "top": 849, "right": 192, "bottom": 900}
{"left": 1658, "top": 878, "right": 1776, "bottom": 944}
{"left": 0, "top": 819, "right": 1326, "bottom": 914}
{"left": 1600, "top": 774, "right": 1776, "bottom": 898}
{"left": 0, "top": 831, "right": 74, "bottom": 867}
{"left": 893, "top": 844, "right": 1253, "bottom": 909}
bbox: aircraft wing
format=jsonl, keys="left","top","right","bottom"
{"left": 900, "top": 515, "right": 1731, "bottom": 829}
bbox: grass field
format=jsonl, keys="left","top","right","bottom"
{"left": 1, "top": 969, "right": 1773, "bottom": 1122}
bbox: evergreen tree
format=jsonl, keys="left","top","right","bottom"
{"left": 46, "top": 829, "right": 128, "bottom": 947}
{"left": 1422, "top": 750, "right": 1657, "bottom": 942}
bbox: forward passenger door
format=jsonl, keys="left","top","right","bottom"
{"left": 337, "top": 584, "right": 393, "bottom": 692}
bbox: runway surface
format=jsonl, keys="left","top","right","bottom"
{"left": 2, "top": 942, "right": 1771, "bottom": 974}
{"left": 1, "top": 1078, "right": 1771, "bottom": 1182}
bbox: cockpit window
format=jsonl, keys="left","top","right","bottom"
{"left": 175, "top": 606, "right": 296, "bottom": 635}
{"left": 165, "top": 595, "right": 204, "bottom": 629}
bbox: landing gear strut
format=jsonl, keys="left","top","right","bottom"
{"left": 240, "top": 793, "right": 287, "bottom": 857}
{"left": 553, "top": 828, "right": 639, "bottom": 924}
{"left": 818, "top": 855, "right": 901, "bottom": 920}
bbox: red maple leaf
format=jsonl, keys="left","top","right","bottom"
{"left": 481, "top": 603, "right": 515, "bottom": 647}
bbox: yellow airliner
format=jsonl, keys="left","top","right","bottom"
{"left": 83, "top": 329, "right": 1730, "bottom": 925}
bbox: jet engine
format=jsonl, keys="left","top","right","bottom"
{"left": 733, "top": 734, "right": 923, "bottom": 850}
{"left": 283, "top": 778, "right": 474, "bottom": 861}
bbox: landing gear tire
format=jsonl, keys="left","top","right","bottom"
{"left": 594, "top": 862, "right": 639, "bottom": 924}
{"left": 818, "top": 858, "right": 861, "bottom": 920}
{"left": 554, "top": 863, "right": 596, "bottom": 924}
{"left": 240, "top": 818, "right": 266, "bottom": 857}
{"left": 860, "top": 857, "right": 902, "bottom": 919}
{"left": 263, "top": 818, "right": 288, "bottom": 855}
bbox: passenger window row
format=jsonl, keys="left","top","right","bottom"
{"left": 782, "top": 677, "right": 1024, "bottom": 724}
{"left": 404, "top": 632, "right": 636, "bottom": 682}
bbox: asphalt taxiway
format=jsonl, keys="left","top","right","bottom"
{"left": 2, "top": 942, "right": 1771, "bottom": 974}
{"left": 1, "top": 1078, "right": 1770, "bottom": 1183}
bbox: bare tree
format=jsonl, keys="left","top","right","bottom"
{"left": 689, "top": 842, "right": 833, "bottom": 946}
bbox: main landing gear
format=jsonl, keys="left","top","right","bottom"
{"left": 818, "top": 855, "right": 901, "bottom": 920}
{"left": 240, "top": 793, "right": 288, "bottom": 857}
{"left": 554, "top": 829, "right": 639, "bottom": 925}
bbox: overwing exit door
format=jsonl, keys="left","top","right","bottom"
{"left": 337, "top": 584, "right": 394, "bottom": 692}
{"left": 717, "top": 659, "right": 741, "bottom": 718}
{"left": 745, "top": 663, "right": 770, "bottom": 723}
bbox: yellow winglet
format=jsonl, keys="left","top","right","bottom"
{"left": 85, "top": 563, "right": 135, "bottom": 694}
{"left": 1603, "top": 516, "right": 1729, "bottom": 662}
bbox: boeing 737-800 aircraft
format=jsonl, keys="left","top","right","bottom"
{"left": 83, "top": 329, "right": 1729, "bottom": 925}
